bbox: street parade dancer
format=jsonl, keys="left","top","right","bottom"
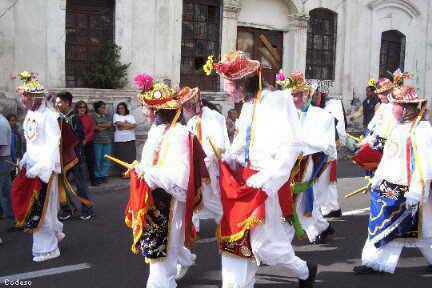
{"left": 11, "top": 71, "right": 64, "bottom": 262}
{"left": 310, "top": 89, "right": 347, "bottom": 218}
{"left": 118, "top": 74, "right": 207, "bottom": 287}
{"left": 205, "top": 51, "right": 317, "bottom": 288}
{"left": 353, "top": 84, "right": 432, "bottom": 274}
{"left": 351, "top": 70, "right": 412, "bottom": 174}
{"left": 276, "top": 71, "right": 336, "bottom": 244}
{"left": 179, "top": 86, "right": 229, "bottom": 228}
{"left": 320, "top": 94, "right": 346, "bottom": 217}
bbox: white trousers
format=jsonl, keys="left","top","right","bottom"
{"left": 147, "top": 201, "right": 194, "bottom": 288}
{"left": 296, "top": 159, "right": 330, "bottom": 242}
{"left": 361, "top": 238, "right": 432, "bottom": 273}
{"left": 32, "top": 175, "right": 63, "bottom": 257}
{"left": 221, "top": 196, "right": 309, "bottom": 288}
{"left": 315, "top": 165, "right": 340, "bottom": 216}
{"left": 193, "top": 181, "right": 223, "bottom": 232}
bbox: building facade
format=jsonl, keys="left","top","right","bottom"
{"left": 1, "top": 0, "right": 431, "bottom": 114}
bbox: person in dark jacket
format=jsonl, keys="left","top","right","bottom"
{"left": 350, "top": 85, "right": 381, "bottom": 135}
{"left": 55, "top": 92, "right": 95, "bottom": 221}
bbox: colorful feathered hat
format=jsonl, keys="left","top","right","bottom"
{"left": 134, "top": 73, "right": 180, "bottom": 110}
{"left": 178, "top": 86, "right": 200, "bottom": 105}
{"left": 276, "top": 71, "right": 313, "bottom": 96}
{"left": 16, "top": 71, "right": 47, "bottom": 96}
{"left": 376, "top": 68, "right": 414, "bottom": 94}
{"left": 204, "top": 51, "right": 260, "bottom": 81}
{"left": 391, "top": 85, "right": 426, "bottom": 104}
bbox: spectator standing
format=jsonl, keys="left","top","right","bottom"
{"left": 7, "top": 114, "right": 24, "bottom": 179}
{"left": 92, "top": 101, "right": 113, "bottom": 184}
{"left": 112, "top": 102, "right": 137, "bottom": 177}
{"left": 350, "top": 85, "right": 381, "bottom": 135}
{"left": 75, "top": 101, "right": 98, "bottom": 186}
{"left": 0, "top": 112, "right": 13, "bottom": 220}
{"left": 55, "top": 92, "right": 95, "bottom": 221}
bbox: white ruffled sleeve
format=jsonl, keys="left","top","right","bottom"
{"left": 26, "top": 110, "right": 61, "bottom": 183}
{"left": 261, "top": 90, "right": 302, "bottom": 197}
{"left": 143, "top": 126, "right": 190, "bottom": 202}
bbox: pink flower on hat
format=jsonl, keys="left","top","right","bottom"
{"left": 276, "top": 71, "right": 286, "bottom": 82}
{"left": 134, "top": 73, "right": 153, "bottom": 91}
{"left": 290, "top": 71, "right": 304, "bottom": 82}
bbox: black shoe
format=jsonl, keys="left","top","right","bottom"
{"left": 353, "top": 265, "right": 379, "bottom": 275}
{"left": 58, "top": 209, "right": 72, "bottom": 221}
{"left": 312, "top": 223, "right": 335, "bottom": 244}
{"left": 324, "top": 209, "right": 342, "bottom": 218}
{"left": 95, "top": 178, "right": 103, "bottom": 185}
{"left": 426, "top": 265, "right": 432, "bottom": 273}
{"left": 80, "top": 206, "right": 95, "bottom": 221}
{"left": 102, "top": 177, "right": 108, "bottom": 184}
{"left": 7, "top": 225, "right": 23, "bottom": 233}
{"left": 299, "top": 262, "right": 317, "bottom": 288}
{"left": 90, "top": 180, "right": 99, "bottom": 186}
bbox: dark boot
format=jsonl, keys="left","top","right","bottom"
{"left": 299, "top": 262, "right": 318, "bottom": 288}
{"left": 324, "top": 209, "right": 342, "bottom": 218}
{"left": 353, "top": 265, "right": 379, "bottom": 275}
{"left": 312, "top": 223, "right": 335, "bottom": 244}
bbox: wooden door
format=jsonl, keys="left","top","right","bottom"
{"left": 65, "top": 0, "right": 114, "bottom": 87}
{"left": 237, "top": 27, "right": 283, "bottom": 86}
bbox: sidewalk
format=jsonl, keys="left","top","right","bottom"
{"left": 88, "top": 177, "right": 130, "bottom": 194}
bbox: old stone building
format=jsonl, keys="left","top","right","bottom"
{"left": 1, "top": 0, "right": 431, "bottom": 136}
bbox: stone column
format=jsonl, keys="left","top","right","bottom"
{"left": 219, "top": 0, "right": 241, "bottom": 90}
{"left": 284, "top": 14, "right": 308, "bottom": 74}
{"left": 46, "top": 0, "right": 66, "bottom": 88}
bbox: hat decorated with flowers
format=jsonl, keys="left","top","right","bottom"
{"left": 376, "top": 68, "right": 414, "bottom": 94}
{"left": 134, "top": 73, "right": 180, "bottom": 110}
{"left": 16, "top": 71, "right": 47, "bottom": 95}
{"left": 203, "top": 51, "right": 261, "bottom": 81}
{"left": 177, "top": 86, "right": 200, "bottom": 105}
{"left": 391, "top": 85, "right": 426, "bottom": 104}
{"left": 276, "top": 71, "right": 314, "bottom": 96}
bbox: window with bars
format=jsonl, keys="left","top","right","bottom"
{"left": 65, "top": 0, "right": 114, "bottom": 87}
{"left": 180, "top": 0, "right": 221, "bottom": 91}
{"left": 306, "top": 8, "right": 337, "bottom": 80}
{"left": 379, "top": 30, "right": 406, "bottom": 77}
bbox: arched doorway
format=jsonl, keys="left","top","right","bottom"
{"left": 379, "top": 30, "right": 406, "bottom": 76}
{"left": 305, "top": 8, "right": 337, "bottom": 80}
{"left": 65, "top": 0, "right": 115, "bottom": 87}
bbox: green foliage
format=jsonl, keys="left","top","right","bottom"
{"left": 83, "top": 44, "right": 130, "bottom": 89}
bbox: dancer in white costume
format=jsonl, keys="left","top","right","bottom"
{"left": 11, "top": 71, "right": 64, "bottom": 262}
{"left": 123, "top": 75, "right": 203, "bottom": 288}
{"left": 180, "top": 86, "right": 229, "bottom": 226}
{"left": 354, "top": 84, "right": 432, "bottom": 274}
{"left": 208, "top": 51, "right": 317, "bottom": 288}
{"left": 319, "top": 95, "right": 346, "bottom": 217}
{"left": 278, "top": 71, "right": 336, "bottom": 244}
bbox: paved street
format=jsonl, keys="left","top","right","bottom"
{"left": 1, "top": 161, "right": 431, "bottom": 288}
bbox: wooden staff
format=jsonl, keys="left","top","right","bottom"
{"left": 345, "top": 177, "right": 371, "bottom": 198}
{"left": 104, "top": 154, "right": 134, "bottom": 169}
{"left": 346, "top": 133, "right": 361, "bottom": 143}
{"left": 206, "top": 137, "right": 221, "bottom": 160}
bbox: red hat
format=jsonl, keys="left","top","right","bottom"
{"left": 212, "top": 51, "right": 260, "bottom": 81}
{"left": 391, "top": 85, "right": 426, "bottom": 104}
